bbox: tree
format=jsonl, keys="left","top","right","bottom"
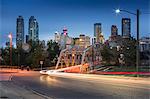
{"left": 0, "top": 39, "right": 60, "bottom": 68}
{"left": 101, "top": 45, "right": 114, "bottom": 65}
{"left": 25, "top": 40, "right": 45, "bottom": 68}
{"left": 47, "top": 40, "right": 60, "bottom": 66}
{"left": 101, "top": 38, "right": 136, "bottom": 66}
{"left": 121, "top": 39, "right": 136, "bottom": 66}
{"left": 0, "top": 47, "right": 18, "bottom": 66}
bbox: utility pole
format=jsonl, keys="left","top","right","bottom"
{"left": 8, "top": 33, "right": 12, "bottom": 66}
{"left": 136, "top": 9, "right": 140, "bottom": 75}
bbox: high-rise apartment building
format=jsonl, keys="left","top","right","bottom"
{"left": 28, "top": 16, "right": 39, "bottom": 42}
{"left": 122, "top": 18, "right": 131, "bottom": 39}
{"left": 94, "top": 23, "right": 104, "bottom": 43}
{"left": 16, "top": 16, "right": 24, "bottom": 48}
{"left": 111, "top": 25, "right": 118, "bottom": 36}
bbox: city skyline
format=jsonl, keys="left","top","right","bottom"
{"left": 0, "top": 0, "right": 149, "bottom": 47}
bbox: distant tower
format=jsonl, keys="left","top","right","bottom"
{"left": 16, "top": 16, "right": 24, "bottom": 48}
{"left": 63, "top": 27, "right": 68, "bottom": 36}
{"left": 122, "top": 18, "right": 131, "bottom": 39}
{"left": 94, "top": 23, "right": 104, "bottom": 44}
{"left": 28, "top": 16, "right": 39, "bottom": 42}
{"left": 111, "top": 25, "right": 118, "bottom": 36}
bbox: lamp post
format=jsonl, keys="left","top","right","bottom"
{"left": 8, "top": 33, "right": 12, "bottom": 66}
{"left": 115, "top": 9, "right": 140, "bottom": 75}
{"left": 0, "top": 49, "right": 1, "bottom": 66}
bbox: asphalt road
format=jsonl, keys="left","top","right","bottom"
{"left": 12, "top": 72, "right": 150, "bottom": 99}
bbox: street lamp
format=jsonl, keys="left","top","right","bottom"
{"left": 115, "top": 9, "right": 121, "bottom": 14}
{"left": 115, "top": 8, "right": 140, "bottom": 75}
{"left": 8, "top": 33, "right": 12, "bottom": 66}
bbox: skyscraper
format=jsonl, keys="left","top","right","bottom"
{"left": 94, "top": 23, "right": 104, "bottom": 43}
{"left": 111, "top": 25, "right": 118, "bottom": 36}
{"left": 28, "top": 16, "right": 39, "bottom": 42}
{"left": 16, "top": 16, "right": 24, "bottom": 48}
{"left": 109, "top": 25, "right": 122, "bottom": 47}
{"left": 122, "top": 18, "right": 131, "bottom": 39}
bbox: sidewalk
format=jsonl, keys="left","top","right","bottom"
{"left": 0, "top": 81, "right": 51, "bottom": 99}
{"left": 0, "top": 68, "right": 19, "bottom": 73}
{"left": 0, "top": 68, "right": 38, "bottom": 74}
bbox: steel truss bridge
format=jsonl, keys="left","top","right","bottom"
{"left": 55, "top": 43, "right": 102, "bottom": 73}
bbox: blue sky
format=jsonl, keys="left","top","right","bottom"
{"left": 0, "top": 0, "right": 150, "bottom": 47}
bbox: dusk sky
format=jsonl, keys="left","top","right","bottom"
{"left": 0, "top": 0, "right": 149, "bottom": 47}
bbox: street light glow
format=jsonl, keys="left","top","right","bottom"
{"left": 115, "top": 9, "right": 120, "bottom": 14}
{"left": 8, "top": 34, "right": 12, "bottom": 39}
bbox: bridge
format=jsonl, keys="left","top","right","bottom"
{"left": 43, "top": 43, "right": 103, "bottom": 74}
